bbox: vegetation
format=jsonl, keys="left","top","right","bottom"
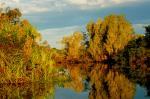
{"left": 0, "top": 7, "right": 150, "bottom": 99}
{"left": 114, "top": 25, "right": 150, "bottom": 70}
{"left": 0, "top": 8, "right": 57, "bottom": 83}
{"left": 61, "top": 31, "right": 83, "bottom": 60}
{"left": 0, "top": 83, "right": 55, "bottom": 99}
{"left": 87, "top": 15, "right": 134, "bottom": 61}
{"left": 56, "top": 14, "right": 150, "bottom": 67}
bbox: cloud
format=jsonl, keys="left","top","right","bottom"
{"left": 39, "top": 25, "right": 84, "bottom": 48}
{"left": 133, "top": 23, "right": 148, "bottom": 34}
{"left": 21, "top": 4, "right": 49, "bottom": 14}
{"left": 0, "top": 0, "right": 67, "bottom": 14}
{"left": 66, "top": 0, "right": 141, "bottom": 9}
{"left": 0, "top": 0, "right": 143, "bottom": 14}
{"left": 11, "top": 0, "right": 20, "bottom": 3}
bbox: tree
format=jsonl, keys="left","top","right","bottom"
{"left": 87, "top": 15, "right": 134, "bottom": 61}
{"left": 145, "top": 25, "right": 150, "bottom": 47}
{"left": 87, "top": 18, "right": 104, "bottom": 61}
{"left": 61, "top": 31, "right": 83, "bottom": 59}
{"left": 0, "top": 7, "right": 22, "bottom": 24}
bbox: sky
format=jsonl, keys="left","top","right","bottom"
{"left": 0, "top": 0, "right": 150, "bottom": 48}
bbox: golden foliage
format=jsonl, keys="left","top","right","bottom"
{"left": 23, "top": 37, "right": 33, "bottom": 61}
{"left": 61, "top": 31, "right": 83, "bottom": 59}
{"left": 87, "top": 15, "right": 134, "bottom": 61}
{"left": 0, "top": 8, "right": 54, "bottom": 83}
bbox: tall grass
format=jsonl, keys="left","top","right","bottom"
{"left": 0, "top": 44, "right": 58, "bottom": 83}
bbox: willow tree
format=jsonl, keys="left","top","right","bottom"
{"left": 61, "top": 31, "right": 83, "bottom": 59}
{"left": 87, "top": 18, "right": 104, "bottom": 61}
{"left": 87, "top": 15, "right": 134, "bottom": 61}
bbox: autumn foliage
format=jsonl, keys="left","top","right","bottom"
{"left": 0, "top": 8, "right": 55, "bottom": 83}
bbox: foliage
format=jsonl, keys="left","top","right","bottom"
{"left": 61, "top": 31, "right": 83, "bottom": 59}
{"left": 87, "top": 15, "right": 134, "bottom": 61}
{"left": 114, "top": 26, "right": 150, "bottom": 70}
{"left": 57, "top": 15, "right": 135, "bottom": 62}
{"left": 0, "top": 83, "right": 55, "bottom": 99}
{"left": 145, "top": 25, "right": 150, "bottom": 47}
{"left": 1, "top": 8, "right": 150, "bottom": 99}
{"left": 0, "top": 8, "right": 55, "bottom": 83}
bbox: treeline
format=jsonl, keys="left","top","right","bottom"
{"left": 53, "top": 14, "right": 150, "bottom": 66}
{"left": 54, "top": 15, "right": 134, "bottom": 62}
{"left": 0, "top": 8, "right": 149, "bottom": 83}
{"left": 0, "top": 8, "right": 56, "bottom": 83}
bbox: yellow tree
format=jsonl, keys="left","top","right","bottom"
{"left": 61, "top": 31, "right": 83, "bottom": 59}
{"left": 87, "top": 18, "right": 105, "bottom": 61}
{"left": 87, "top": 15, "right": 134, "bottom": 61}
{"left": 0, "top": 11, "right": 41, "bottom": 61}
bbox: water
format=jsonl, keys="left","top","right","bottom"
{"left": 134, "top": 85, "right": 149, "bottom": 99}
{"left": 0, "top": 63, "right": 149, "bottom": 99}
{"left": 55, "top": 87, "right": 89, "bottom": 99}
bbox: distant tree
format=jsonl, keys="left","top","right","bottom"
{"left": 61, "top": 32, "right": 83, "bottom": 59}
{"left": 0, "top": 7, "right": 22, "bottom": 24}
{"left": 7, "top": 8, "right": 22, "bottom": 24}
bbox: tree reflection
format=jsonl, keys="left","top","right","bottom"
{"left": 119, "top": 64, "right": 150, "bottom": 97}
{"left": 0, "top": 83, "right": 55, "bottom": 99}
{"left": 62, "top": 63, "right": 87, "bottom": 93}
{"left": 88, "top": 64, "right": 135, "bottom": 99}
{"left": 57, "top": 63, "right": 150, "bottom": 99}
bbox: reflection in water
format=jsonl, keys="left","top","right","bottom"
{"left": 0, "top": 63, "right": 149, "bottom": 99}
{"left": 88, "top": 64, "right": 135, "bottom": 99}
{"left": 59, "top": 63, "right": 88, "bottom": 93}
{"left": 64, "top": 66, "right": 84, "bottom": 93}
{"left": 119, "top": 64, "right": 150, "bottom": 97}
{"left": 0, "top": 83, "right": 55, "bottom": 99}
